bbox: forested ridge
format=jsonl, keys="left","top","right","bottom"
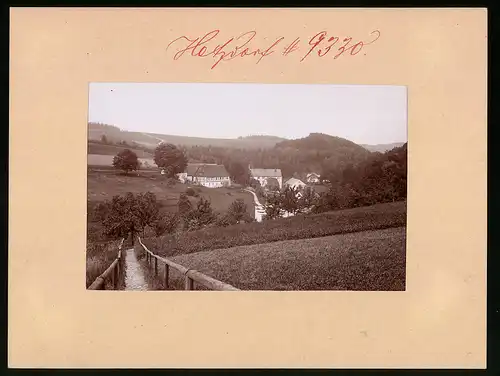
{"left": 181, "top": 132, "right": 372, "bottom": 179}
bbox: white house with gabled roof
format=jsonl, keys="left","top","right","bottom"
{"left": 177, "top": 163, "right": 231, "bottom": 188}
{"left": 249, "top": 167, "right": 283, "bottom": 189}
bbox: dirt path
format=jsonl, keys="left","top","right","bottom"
{"left": 244, "top": 189, "right": 265, "bottom": 222}
{"left": 124, "top": 248, "right": 149, "bottom": 290}
{"left": 141, "top": 132, "right": 164, "bottom": 145}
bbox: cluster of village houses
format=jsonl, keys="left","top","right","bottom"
{"left": 170, "top": 163, "right": 322, "bottom": 193}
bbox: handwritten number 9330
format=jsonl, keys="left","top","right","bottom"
{"left": 166, "top": 29, "right": 381, "bottom": 70}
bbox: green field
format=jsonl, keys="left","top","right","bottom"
{"left": 88, "top": 142, "right": 154, "bottom": 158}
{"left": 88, "top": 154, "right": 157, "bottom": 169}
{"left": 136, "top": 226, "right": 406, "bottom": 291}
{"left": 87, "top": 170, "right": 255, "bottom": 225}
{"left": 88, "top": 123, "right": 285, "bottom": 150}
{"left": 142, "top": 201, "right": 406, "bottom": 258}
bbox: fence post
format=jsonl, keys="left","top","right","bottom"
{"left": 185, "top": 276, "right": 194, "bottom": 290}
{"left": 110, "top": 265, "right": 115, "bottom": 288}
{"left": 154, "top": 257, "right": 158, "bottom": 277}
{"left": 117, "top": 254, "right": 121, "bottom": 281}
{"left": 113, "top": 264, "right": 118, "bottom": 289}
{"left": 164, "top": 264, "right": 169, "bottom": 289}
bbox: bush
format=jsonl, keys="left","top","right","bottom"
{"left": 153, "top": 213, "right": 179, "bottom": 236}
{"left": 185, "top": 187, "right": 196, "bottom": 197}
{"left": 215, "top": 213, "right": 232, "bottom": 228}
{"left": 165, "top": 177, "right": 177, "bottom": 187}
{"left": 227, "top": 199, "right": 252, "bottom": 224}
{"left": 177, "top": 193, "right": 193, "bottom": 219}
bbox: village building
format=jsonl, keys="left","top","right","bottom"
{"left": 306, "top": 172, "right": 321, "bottom": 184}
{"left": 177, "top": 163, "right": 231, "bottom": 188}
{"left": 284, "top": 177, "right": 307, "bottom": 190}
{"left": 249, "top": 168, "right": 283, "bottom": 189}
{"left": 283, "top": 177, "right": 308, "bottom": 199}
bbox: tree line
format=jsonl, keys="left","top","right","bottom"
{"left": 261, "top": 143, "right": 407, "bottom": 219}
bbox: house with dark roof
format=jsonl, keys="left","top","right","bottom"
{"left": 249, "top": 167, "right": 283, "bottom": 189}
{"left": 178, "top": 163, "right": 231, "bottom": 188}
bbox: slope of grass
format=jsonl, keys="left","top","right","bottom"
{"left": 144, "top": 201, "right": 406, "bottom": 258}
{"left": 142, "top": 227, "right": 406, "bottom": 291}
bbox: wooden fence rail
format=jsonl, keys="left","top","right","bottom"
{"left": 137, "top": 237, "right": 240, "bottom": 291}
{"left": 88, "top": 238, "right": 125, "bottom": 290}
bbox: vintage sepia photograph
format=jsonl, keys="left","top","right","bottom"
{"left": 86, "top": 83, "right": 407, "bottom": 291}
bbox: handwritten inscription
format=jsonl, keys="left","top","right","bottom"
{"left": 166, "top": 29, "right": 381, "bottom": 69}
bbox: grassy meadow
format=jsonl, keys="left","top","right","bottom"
{"left": 88, "top": 142, "right": 154, "bottom": 158}
{"left": 87, "top": 170, "right": 254, "bottom": 213}
{"left": 88, "top": 154, "right": 157, "bottom": 169}
{"left": 142, "top": 201, "right": 406, "bottom": 258}
{"left": 135, "top": 226, "right": 406, "bottom": 291}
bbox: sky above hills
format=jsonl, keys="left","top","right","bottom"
{"left": 88, "top": 83, "right": 407, "bottom": 145}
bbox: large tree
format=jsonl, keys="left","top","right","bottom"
{"left": 297, "top": 186, "right": 317, "bottom": 213}
{"left": 154, "top": 143, "right": 188, "bottom": 177}
{"left": 263, "top": 194, "right": 283, "bottom": 220}
{"left": 99, "top": 192, "right": 161, "bottom": 240}
{"left": 112, "top": 149, "right": 140, "bottom": 174}
{"left": 225, "top": 161, "right": 250, "bottom": 185}
{"left": 280, "top": 186, "right": 300, "bottom": 215}
{"left": 133, "top": 192, "right": 161, "bottom": 236}
{"left": 266, "top": 177, "right": 280, "bottom": 192}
